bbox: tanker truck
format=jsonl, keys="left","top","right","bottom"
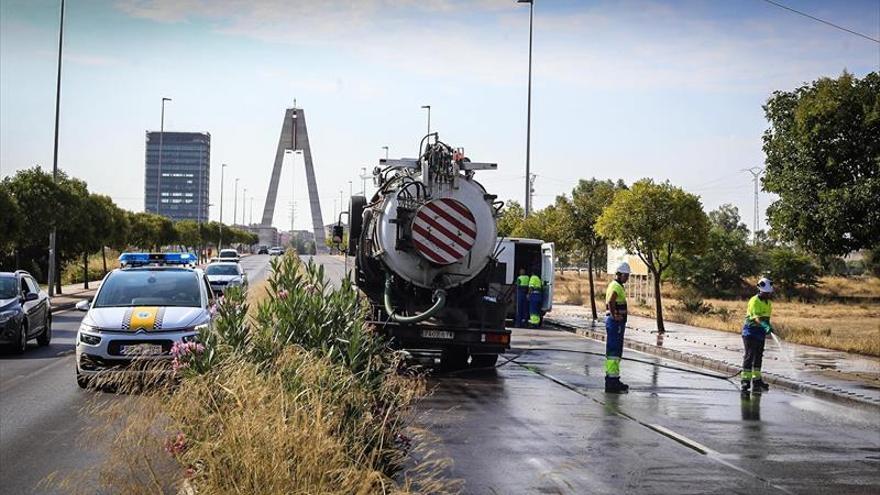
{"left": 347, "top": 135, "right": 510, "bottom": 369}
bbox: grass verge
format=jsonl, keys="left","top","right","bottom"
{"left": 555, "top": 272, "right": 880, "bottom": 357}
{"left": 56, "top": 253, "right": 457, "bottom": 494}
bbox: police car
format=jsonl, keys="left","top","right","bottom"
{"left": 74, "top": 253, "right": 215, "bottom": 388}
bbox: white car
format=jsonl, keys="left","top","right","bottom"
{"left": 218, "top": 248, "right": 240, "bottom": 261}
{"left": 205, "top": 261, "right": 247, "bottom": 295}
{"left": 268, "top": 247, "right": 283, "bottom": 256}
{"left": 75, "top": 253, "right": 215, "bottom": 388}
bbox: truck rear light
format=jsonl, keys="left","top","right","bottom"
{"left": 483, "top": 333, "right": 509, "bottom": 345}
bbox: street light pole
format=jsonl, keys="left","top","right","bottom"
{"left": 233, "top": 178, "right": 239, "bottom": 227}
{"left": 421, "top": 105, "right": 431, "bottom": 135}
{"left": 242, "top": 187, "right": 247, "bottom": 225}
{"left": 157, "top": 97, "right": 171, "bottom": 215}
{"left": 219, "top": 163, "right": 226, "bottom": 249}
{"left": 47, "top": 0, "right": 65, "bottom": 297}
{"left": 519, "top": 0, "right": 534, "bottom": 218}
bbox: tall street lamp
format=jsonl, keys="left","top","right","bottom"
{"left": 157, "top": 97, "right": 172, "bottom": 215}
{"left": 519, "top": 0, "right": 534, "bottom": 217}
{"left": 233, "top": 177, "right": 239, "bottom": 227}
{"left": 219, "top": 163, "right": 226, "bottom": 249}
{"left": 421, "top": 105, "right": 431, "bottom": 135}
{"left": 47, "top": 0, "right": 65, "bottom": 297}
{"left": 242, "top": 187, "right": 247, "bottom": 225}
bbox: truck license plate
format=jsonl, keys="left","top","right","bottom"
{"left": 421, "top": 330, "right": 454, "bottom": 340}
{"left": 120, "top": 344, "right": 164, "bottom": 356}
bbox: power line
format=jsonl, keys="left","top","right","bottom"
{"left": 760, "top": 0, "right": 880, "bottom": 44}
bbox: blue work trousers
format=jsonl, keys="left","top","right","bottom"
{"left": 528, "top": 291, "right": 543, "bottom": 326}
{"left": 515, "top": 286, "right": 529, "bottom": 327}
{"left": 604, "top": 316, "right": 626, "bottom": 378}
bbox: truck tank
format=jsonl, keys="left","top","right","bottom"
{"left": 348, "top": 135, "right": 510, "bottom": 368}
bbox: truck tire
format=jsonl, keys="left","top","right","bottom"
{"left": 348, "top": 195, "right": 367, "bottom": 256}
{"left": 442, "top": 346, "right": 469, "bottom": 371}
{"left": 470, "top": 354, "right": 499, "bottom": 368}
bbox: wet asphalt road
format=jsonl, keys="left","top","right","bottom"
{"left": 418, "top": 327, "right": 880, "bottom": 494}
{"left": 0, "top": 255, "right": 271, "bottom": 494}
{"left": 301, "top": 254, "right": 880, "bottom": 494}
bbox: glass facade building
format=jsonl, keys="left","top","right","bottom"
{"left": 144, "top": 131, "right": 210, "bottom": 221}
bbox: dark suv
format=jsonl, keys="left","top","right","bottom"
{"left": 0, "top": 271, "right": 52, "bottom": 354}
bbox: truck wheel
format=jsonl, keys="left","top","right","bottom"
{"left": 348, "top": 196, "right": 366, "bottom": 256}
{"left": 442, "top": 346, "right": 469, "bottom": 371}
{"left": 470, "top": 354, "right": 499, "bottom": 368}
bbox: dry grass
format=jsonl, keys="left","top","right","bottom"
{"left": 555, "top": 271, "right": 880, "bottom": 357}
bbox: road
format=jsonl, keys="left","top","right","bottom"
{"left": 303, "top": 255, "right": 880, "bottom": 494}
{"left": 0, "top": 255, "right": 271, "bottom": 494}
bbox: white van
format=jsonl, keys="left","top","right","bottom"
{"left": 491, "top": 238, "right": 555, "bottom": 321}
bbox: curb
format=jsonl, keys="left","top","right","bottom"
{"left": 546, "top": 317, "right": 880, "bottom": 411}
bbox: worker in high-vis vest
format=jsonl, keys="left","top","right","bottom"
{"left": 741, "top": 277, "right": 774, "bottom": 394}
{"left": 527, "top": 270, "right": 543, "bottom": 328}
{"left": 515, "top": 268, "right": 530, "bottom": 328}
{"left": 605, "top": 262, "right": 631, "bottom": 393}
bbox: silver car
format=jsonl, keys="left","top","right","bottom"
{"left": 205, "top": 261, "right": 247, "bottom": 295}
{"left": 75, "top": 262, "right": 215, "bottom": 388}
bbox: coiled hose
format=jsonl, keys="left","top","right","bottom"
{"left": 384, "top": 274, "right": 446, "bottom": 324}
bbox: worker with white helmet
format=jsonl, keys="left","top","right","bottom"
{"left": 741, "top": 277, "right": 775, "bottom": 394}
{"left": 604, "top": 261, "right": 631, "bottom": 393}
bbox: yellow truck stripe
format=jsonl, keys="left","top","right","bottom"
{"left": 128, "top": 307, "right": 159, "bottom": 331}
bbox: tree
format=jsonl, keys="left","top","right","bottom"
{"left": 561, "top": 178, "right": 625, "bottom": 319}
{"left": 497, "top": 200, "right": 524, "bottom": 237}
{"left": 512, "top": 197, "right": 575, "bottom": 262}
{"left": 767, "top": 246, "right": 819, "bottom": 296}
{"left": 596, "top": 179, "right": 710, "bottom": 332}
{"left": 0, "top": 183, "right": 22, "bottom": 257}
{"left": 670, "top": 204, "right": 759, "bottom": 297}
{"left": 762, "top": 71, "right": 880, "bottom": 258}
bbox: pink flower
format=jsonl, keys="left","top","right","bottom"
{"left": 278, "top": 289, "right": 289, "bottom": 300}
{"left": 164, "top": 432, "right": 188, "bottom": 456}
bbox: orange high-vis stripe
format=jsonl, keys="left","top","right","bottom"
{"left": 128, "top": 307, "right": 159, "bottom": 331}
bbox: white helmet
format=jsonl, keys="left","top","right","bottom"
{"left": 757, "top": 277, "right": 774, "bottom": 293}
{"left": 616, "top": 262, "right": 631, "bottom": 275}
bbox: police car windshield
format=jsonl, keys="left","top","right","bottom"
{"left": 0, "top": 277, "right": 18, "bottom": 299}
{"left": 94, "top": 270, "right": 202, "bottom": 308}
{"left": 206, "top": 264, "right": 239, "bottom": 276}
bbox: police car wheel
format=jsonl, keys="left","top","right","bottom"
{"left": 37, "top": 314, "right": 51, "bottom": 346}
{"left": 76, "top": 370, "right": 91, "bottom": 389}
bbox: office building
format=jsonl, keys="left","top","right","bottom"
{"left": 144, "top": 131, "right": 210, "bottom": 221}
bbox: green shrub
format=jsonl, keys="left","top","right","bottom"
{"left": 767, "top": 246, "right": 819, "bottom": 296}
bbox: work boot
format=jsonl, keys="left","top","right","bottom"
{"left": 741, "top": 380, "right": 751, "bottom": 394}
{"left": 605, "top": 377, "right": 628, "bottom": 394}
{"left": 753, "top": 379, "right": 770, "bottom": 392}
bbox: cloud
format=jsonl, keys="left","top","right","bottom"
{"left": 110, "top": 0, "right": 877, "bottom": 96}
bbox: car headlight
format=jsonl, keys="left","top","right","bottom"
{"left": 78, "top": 323, "right": 101, "bottom": 345}
{"left": 227, "top": 278, "right": 243, "bottom": 286}
{"left": 0, "top": 310, "right": 19, "bottom": 324}
{"left": 183, "top": 323, "right": 209, "bottom": 343}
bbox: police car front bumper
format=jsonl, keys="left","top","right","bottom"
{"left": 75, "top": 327, "right": 197, "bottom": 375}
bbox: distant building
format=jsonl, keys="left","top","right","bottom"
{"left": 144, "top": 131, "right": 210, "bottom": 221}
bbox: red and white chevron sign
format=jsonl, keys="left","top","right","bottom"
{"left": 411, "top": 198, "right": 478, "bottom": 265}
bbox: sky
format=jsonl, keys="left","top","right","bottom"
{"left": 1, "top": 0, "right": 878, "bottom": 232}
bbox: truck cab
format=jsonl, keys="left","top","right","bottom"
{"left": 491, "top": 238, "right": 555, "bottom": 322}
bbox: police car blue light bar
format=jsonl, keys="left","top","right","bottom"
{"left": 119, "top": 252, "right": 197, "bottom": 267}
